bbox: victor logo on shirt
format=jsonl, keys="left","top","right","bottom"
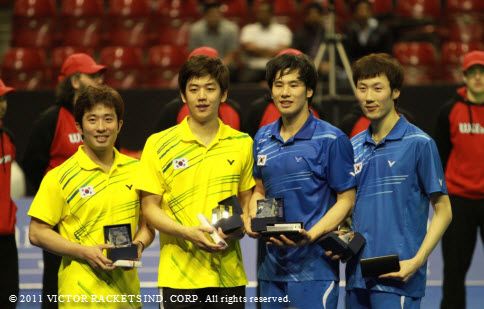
{"left": 458, "top": 122, "right": 484, "bottom": 134}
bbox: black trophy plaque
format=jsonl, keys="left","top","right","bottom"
{"left": 320, "top": 231, "right": 366, "bottom": 262}
{"left": 103, "top": 223, "right": 137, "bottom": 262}
{"left": 212, "top": 195, "right": 243, "bottom": 234}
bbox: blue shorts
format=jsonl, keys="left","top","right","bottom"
{"left": 346, "top": 289, "right": 421, "bottom": 309}
{"left": 259, "top": 280, "right": 339, "bottom": 309}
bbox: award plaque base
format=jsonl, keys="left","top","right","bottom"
{"left": 360, "top": 254, "right": 400, "bottom": 277}
{"left": 107, "top": 245, "right": 138, "bottom": 262}
{"left": 214, "top": 215, "right": 243, "bottom": 234}
{"left": 320, "top": 231, "right": 366, "bottom": 262}
{"left": 261, "top": 223, "right": 305, "bottom": 242}
{"left": 113, "top": 260, "right": 143, "bottom": 268}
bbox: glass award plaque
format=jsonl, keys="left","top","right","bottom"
{"left": 103, "top": 223, "right": 138, "bottom": 264}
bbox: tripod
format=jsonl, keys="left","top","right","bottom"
{"left": 313, "top": 1, "right": 356, "bottom": 100}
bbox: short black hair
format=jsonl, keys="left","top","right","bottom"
{"left": 304, "top": 2, "right": 324, "bottom": 14}
{"left": 74, "top": 85, "right": 124, "bottom": 127}
{"left": 352, "top": 53, "right": 404, "bottom": 91}
{"left": 203, "top": 1, "right": 221, "bottom": 13}
{"left": 178, "top": 55, "right": 229, "bottom": 96}
{"left": 265, "top": 53, "right": 317, "bottom": 102}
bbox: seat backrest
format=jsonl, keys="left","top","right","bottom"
{"left": 446, "top": 0, "right": 484, "bottom": 13}
{"left": 395, "top": 0, "right": 441, "bottom": 19}
{"left": 393, "top": 42, "right": 438, "bottom": 66}
{"left": 14, "top": 0, "right": 56, "bottom": 17}
{"left": 148, "top": 44, "right": 187, "bottom": 68}
{"left": 109, "top": 0, "right": 151, "bottom": 17}
{"left": 1, "top": 48, "right": 47, "bottom": 89}
{"left": 441, "top": 41, "right": 484, "bottom": 64}
{"left": 157, "top": 0, "right": 200, "bottom": 20}
{"left": 61, "top": 0, "right": 104, "bottom": 17}
{"left": 100, "top": 46, "right": 144, "bottom": 69}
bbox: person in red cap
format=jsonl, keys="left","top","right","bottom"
{"left": 436, "top": 50, "right": 484, "bottom": 309}
{"left": 0, "top": 79, "right": 18, "bottom": 309}
{"left": 20, "top": 53, "right": 105, "bottom": 309}
{"left": 153, "top": 46, "right": 242, "bottom": 133}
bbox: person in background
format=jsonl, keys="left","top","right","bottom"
{"left": 28, "top": 85, "right": 154, "bottom": 307}
{"left": 0, "top": 79, "right": 18, "bottom": 309}
{"left": 21, "top": 53, "right": 106, "bottom": 309}
{"left": 437, "top": 50, "right": 484, "bottom": 309}
{"left": 188, "top": 1, "right": 239, "bottom": 71}
{"left": 239, "top": 1, "right": 292, "bottom": 83}
{"left": 344, "top": 0, "right": 392, "bottom": 63}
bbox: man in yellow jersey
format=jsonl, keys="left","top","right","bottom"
{"left": 28, "top": 85, "right": 154, "bottom": 308}
{"left": 136, "top": 55, "right": 255, "bottom": 308}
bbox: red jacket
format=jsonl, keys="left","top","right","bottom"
{"left": 0, "top": 128, "right": 16, "bottom": 234}
{"left": 435, "top": 87, "right": 484, "bottom": 199}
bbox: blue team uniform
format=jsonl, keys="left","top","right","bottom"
{"left": 346, "top": 116, "right": 448, "bottom": 308}
{"left": 253, "top": 114, "right": 356, "bottom": 308}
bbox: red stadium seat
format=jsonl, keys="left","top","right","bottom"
{"left": 393, "top": 42, "right": 438, "bottom": 85}
{"left": 220, "top": 0, "right": 249, "bottom": 19}
{"left": 393, "top": 42, "right": 438, "bottom": 65}
{"left": 446, "top": 0, "right": 484, "bottom": 14}
{"left": 157, "top": 0, "right": 200, "bottom": 20}
{"left": 157, "top": 20, "right": 190, "bottom": 47}
{"left": 14, "top": 0, "right": 56, "bottom": 17}
{"left": 1, "top": 48, "right": 47, "bottom": 89}
{"left": 441, "top": 41, "right": 484, "bottom": 82}
{"left": 107, "top": 0, "right": 151, "bottom": 47}
{"left": 100, "top": 46, "right": 145, "bottom": 89}
{"left": 60, "top": 0, "right": 104, "bottom": 48}
{"left": 61, "top": 21, "right": 103, "bottom": 48}
{"left": 371, "top": 0, "right": 393, "bottom": 16}
{"left": 12, "top": 0, "right": 56, "bottom": 48}
{"left": 447, "top": 17, "right": 484, "bottom": 43}
{"left": 61, "top": 0, "right": 104, "bottom": 17}
{"left": 146, "top": 45, "right": 187, "bottom": 88}
{"left": 395, "top": 0, "right": 440, "bottom": 19}
{"left": 109, "top": 0, "right": 151, "bottom": 17}
{"left": 11, "top": 24, "right": 54, "bottom": 48}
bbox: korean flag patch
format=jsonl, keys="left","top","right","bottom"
{"left": 257, "top": 154, "right": 267, "bottom": 166}
{"left": 173, "top": 158, "right": 189, "bottom": 170}
{"left": 79, "top": 185, "right": 95, "bottom": 198}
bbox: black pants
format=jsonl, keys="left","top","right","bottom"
{"left": 441, "top": 195, "right": 484, "bottom": 309}
{"left": 161, "top": 286, "right": 245, "bottom": 309}
{"left": 0, "top": 234, "right": 19, "bottom": 309}
{"left": 41, "top": 249, "right": 61, "bottom": 309}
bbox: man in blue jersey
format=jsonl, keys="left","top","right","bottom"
{"left": 246, "top": 53, "right": 356, "bottom": 308}
{"left": 344, "top": 53, "right": 452, "bottom": 308}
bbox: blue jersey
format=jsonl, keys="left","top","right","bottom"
{"left": 253, "top": 114, "right": 356, "bottom": 281}
{"left": 346, "top": 116, "right": 447, "bottom": 297}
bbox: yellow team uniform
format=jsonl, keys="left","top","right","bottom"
{"left": 28, "top": 146, "right": 141, "bottom": 308}
{"left": 136, "top": 117, "right": 255, "bottom": 289}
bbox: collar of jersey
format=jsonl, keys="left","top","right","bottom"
{"left": 76, "top": 145, "right": 126, "bottom": 171}
{"left": 365, "top": 116, "right": 408, "bottom": 145}
{"left": 270, "top": 113, "right": 317, "bottom": 142}
{"left": 179, "top": 117, "right": 229, "bottom": 144}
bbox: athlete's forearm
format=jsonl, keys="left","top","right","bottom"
{"left": 413, "top": 194, "right": 452, "bottom": 266}
{"left": 308, "top": 188, "right": 356, "bottom": 241}
{"left": 29, "top": 218, "right": 85, "bottom": 259}
{"left": 140, "top": 191, "right": 190, "bottom": 239}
